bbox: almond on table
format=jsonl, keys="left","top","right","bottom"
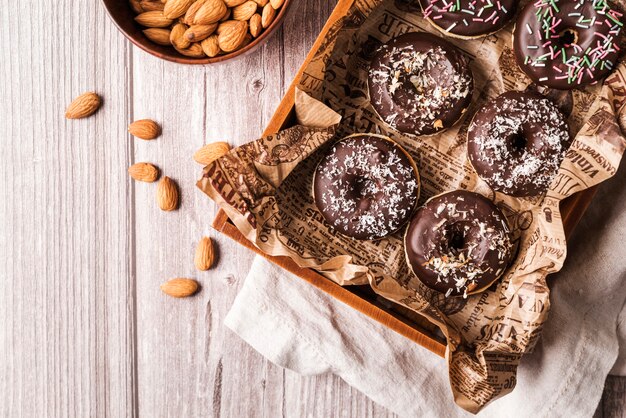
{"left": 160, "top": 278, "right": 199, "bottom": 298}
{"left": 157, "top": 176, "right": 179, "bottom": 211}
{"left": 128, "top": 162, "right": 160, "bottom": 183}
{"left": 128, "top": 119, "right": 161, "bottom": 140}
{"left": 194, "top": 237, "right": 215, "bottom": 271}
{"left": 65, "top": 92, "right": 102, "bottom": 119}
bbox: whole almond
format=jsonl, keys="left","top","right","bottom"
{"left": 164, "top": 0, "right": 194, "bottom": 18}
{"left": 65, "top": 92, "right": 101, "bottom": 119}
{"left": 175, "top": 42, "right": 206, "bottom": 57}
{"left": 185, "top": 24, "right": 217, "bottom": 41}
{"left": 217, "top": 20, "right": 240, "bottom": 35}
{"left": 160, "top": 278, "right": 199, "bottom": 298}
{"left": 194, "top": 237, "right": 215, "bottom": 270}
{"left": 135, "top": 10, "right": 173, "bottom": 27}
{"left": 218, "top": 20, "right": 248, "bottom": 52}
{"left": 128, "top": 119, "right": 161, "bottom": 140}
{"left": 128, "top": 162, "right": 160, "bottom": 182}
{"left": 200, "top": 35, "right": 221, "bottom": 57}
{"left": 252, "top": 0, "right": 268, "bottom": 7}
{"left": 225, "top": 0, "right": 246, "bottom": 6}
{"left": 193, "top": 141, "right": 230, "bottom": 165}
{"left": 140, "top": 0, "right": 165, "bottom": 11}
{"left": 193, "top": 0, "right": 227, "bottom": 24}
{"left": 249, "top": 13, "right": 262, "bottom": 37}
{"left": 232, "top": 1, "right": 257, "bottom": 21}
{"left": 261, "top": 3, "right": 275, "bottom": 28}
{"left": 269, "top": 0, "right": 283, "bottom": 9}
{"left": 130, "top": 0, "right": 144, "bottom": 14}
{"left": 183, "top": 0, "right": 206, "bottom": 24}
{"left": 143, "top": 28, "right": 172, "bottom": 45}
{"left": 157, "top": 176, "right": 179, "bottom": 211}
{"left": 170, "top": 22, "right": 191, "bottom": 49}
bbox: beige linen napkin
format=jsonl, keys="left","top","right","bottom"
{"left": 224, "top": 158, "right": 626, "bottom": 417}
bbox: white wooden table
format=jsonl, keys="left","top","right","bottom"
{"left": 1, "top": 1, "right": 624, "bottom": 416}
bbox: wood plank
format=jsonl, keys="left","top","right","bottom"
{"left": 0, "top": 0, "right": 137, "bottom": 416}
{"left": 130, "top": 12, "right": 288, "bottom": 418}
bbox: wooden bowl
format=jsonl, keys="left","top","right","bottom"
{"left": 101, "top": 0, "right": 292, "bottom": 64}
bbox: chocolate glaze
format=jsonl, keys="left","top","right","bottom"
{"left": 420, "top": 0, "right": 517, "bottom": 38}
{"left": 404, "top": 190, "right": 514, "bottom": 297}
{"left": 368, "top": 32, "right": 473, "bottom": 136}
{"left": 467, "top": 91, "right": 571, "bottom": 197}
{"left": 513, "top": 0, "right": 623, "bottom": 90}
{"left": 313, "top": 134, "right": 420, "bottom": 240}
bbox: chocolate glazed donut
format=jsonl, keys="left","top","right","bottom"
{"left": 513, "top": 0, "right": 623, "bottom": 90}
{"left": 404, "top": 190, "right": 514, "bottom": 298}
{"left": 313, "top": 134, "right": 420, "bottom": 240}
{"left": 368, "top": 32, "right": 474, "bottom": 136}
{"left": 420, "top": 0, "right": 518, "bottom": 39}
{"left": 467, "top": 91, "right": 572, "bottom": 197}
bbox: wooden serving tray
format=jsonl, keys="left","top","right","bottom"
{"left": 212, "top": 0, "right": 598, "bottom": 357}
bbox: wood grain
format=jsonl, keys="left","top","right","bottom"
{"left": 0, "top": 0, "right": 622, "bottom": 417}
{"left": 0, "top": 1, "right": 136, "bottom": 416}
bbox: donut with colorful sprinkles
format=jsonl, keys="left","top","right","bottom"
{"left": 419, "top": 0, "right": 518, "bottom": 39}
{"left": 513, "top": 0, "right": 624, "bottom": 90}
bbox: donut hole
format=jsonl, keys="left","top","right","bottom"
{"left": 352, "top": 176, "right": 377, "bottom": 198}
{"left": 509, "top": 131, "right": 529, "bottom": 157}
{"left": 443, "top": 223, "right": 467, "bottom": 255}
{"left": 557, "top": 28, "right": 578, "bottom": 47}
{"left": 449, "top": 233, "right": 465, "bottom": 251}
{"left": 348, "top": 176, "right": 378, "bottom": 223}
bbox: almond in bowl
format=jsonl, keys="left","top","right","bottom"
{"left": 102, "top": 0, "right": 291, "bottom": 64}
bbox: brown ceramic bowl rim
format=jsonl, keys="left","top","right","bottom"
{"left": 101, "top": 0, "right": 292, "bottom": 65}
